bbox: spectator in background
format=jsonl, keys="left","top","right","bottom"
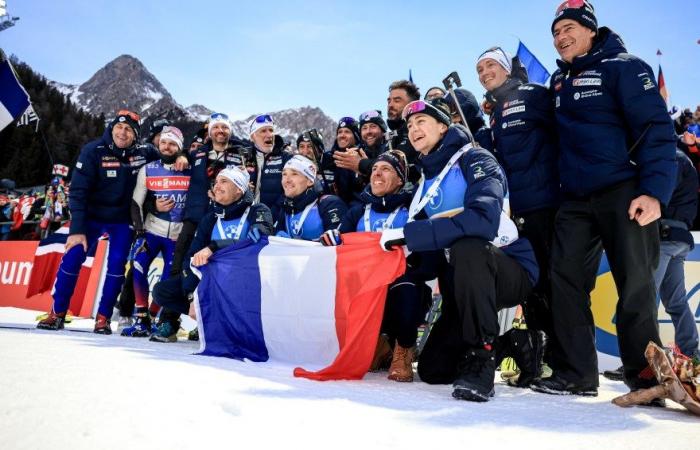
{"left": 424, "top": 87, "right": 446, "bottom": 101}
{"left": 0, "top": 194, "right": 13, "bottom": 240}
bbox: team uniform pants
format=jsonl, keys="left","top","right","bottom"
{"left": 132, "top": 232, "right": 176, "bottom": 312}
{"left": 52, "top": 220, "right": 133, "bottom": 317}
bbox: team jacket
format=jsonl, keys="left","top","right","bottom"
{"left": 488, "top": 77, "right": 560, "bottom": 214}
{"left": 248, "top": 135, "right": 292, "bottom": 213}
{"left": 69, "top": 127, "right": 159, "bottom": 235}
{"left": 661, "top": 150, "right": 698, "bottom": 247}
{"left": 402, "top": 126, "right": 538, "bottom": 285}
{"left": 341, "top": 187, "right": 411, "bottom": 233}
{"left": 274, "top": 188, "right": 347, "bottom": 241}
{"left": 550, "top": 27, "right": 676, "bottom": 204}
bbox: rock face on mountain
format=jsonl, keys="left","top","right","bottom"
{"left": 50, "top": 55, "right": 338, "bottom": 146}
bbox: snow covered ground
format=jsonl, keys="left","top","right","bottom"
{"left": 0, "top": 306, "right": 696, "bottom": 450}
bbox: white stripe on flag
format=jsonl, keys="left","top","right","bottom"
{"left": 35, "top": 243, "right": 67, "bottom": 256}
{"left": 0, "top": 102, "right": 14, "bottom": 130}
{"left": 259, "top": 237, "right": 340, "bottom": 367}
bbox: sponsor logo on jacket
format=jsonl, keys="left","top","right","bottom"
{"left": 146, "top": 176, "right": 191, "bottom": 191}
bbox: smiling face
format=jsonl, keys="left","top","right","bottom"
{"left": 209, "top": 123, "right": 231, "bottom": 147}
{"left": 213, "top": 175, "right": 243, "bottom": 206}
{"left": 158, "top": 138, "right": 180, "bottom": 157}
{"left": 111, "top": 122, "right": 136, "bottom": 148}
{"left": 370, "top": 161, "right": 403, "bottom": 197}
{"left": 553, "top": 18, "right": 595, "bottom": 63}
{"left": 387, "top": 88, "right": 412, "bottom": 120}
{"left": 476, "top": 58, "right": 510, "bottom": 92}
{"left": 407, "top": 113, "right": 448, "bottom": 155}
{"left": 336, "top": 128, "right": 356, "bottom": 150}
{"left": 252, "top": 126, "right": 275, "bottom": 153}
{"left": 282, "top": 168, "right": 314, "bottom": 198}
{"left": 297, "top": 141, "right": 316, "bottom": 162}
{"left": 361, "top": 123, "right": 383, "bottom": 147}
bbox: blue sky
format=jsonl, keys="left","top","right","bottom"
{"left": 2, "top": 0, "right": 698, "bottom": 120}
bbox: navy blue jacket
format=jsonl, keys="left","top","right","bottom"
{"left": 488, "top": 77, "right": 560, "bottom": 214}
{"left": 340, "top": 187, "right": 412, "bottom": 233}
{"left": 403, "top": 126, "right": 538, "bottom": 285}
{"left": 550, "top": 27, "right": 676, "bottom": 204}
{"left": 250, "top": 135, "right": 292, "bottom": 214}
{"left": 185, "top": 191, "right": 272, "bottom": 282}
{"left": 662, "top": 150, "right": 698, "bottom": 247}
{"left": 274, "top": 188, "right": 347, "bottom": 238}
{"left": 69, "top": 127, "right": 159, "bottom": 235}
{"left": 183, "top": 140, "right": 250, "bottom": 223}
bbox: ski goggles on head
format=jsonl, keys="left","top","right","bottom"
{"left": 555, "top": 0, "right": 588, "bottom": 15}
{"left": 359, "top": 110, "right": 382, "bottom": 122}
{"left": 253, "top": 114, "right": 273, "bottom": 124}
{"left": 151, "top": 118, "right": 169, "bottom": 128}
{"left": 401, "top": 100, "right": 451, "bottom": 125}
{"left": 116, "top": 110, "right": 140, "bottom": 122}
{"left": 209, "top": 112, "right": 230, "bottom": 121}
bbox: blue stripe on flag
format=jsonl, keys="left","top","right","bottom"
{"left": 196, "top": 238, "right": 268, "bottom": 361}
{"left": 516, "top": 41, "right": 550, "bottom": 85}
{"left": 0, "top": 60, "right": 30, "bottom": 118}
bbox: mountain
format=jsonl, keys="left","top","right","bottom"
{"left": 50, "top": 55, "right": 338, "bottom": 147}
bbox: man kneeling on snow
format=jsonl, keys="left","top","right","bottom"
{"left": 150, "top": 167, "right": 273, "bottom": 342}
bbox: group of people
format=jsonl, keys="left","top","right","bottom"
{"left": 35, "top": 0, "right": 699, "bottom": 404}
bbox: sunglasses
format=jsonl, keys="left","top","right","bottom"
{"left": 254, "top": 114, "right": 273, "bottom": 124}
{"left": 151, "top": 118, "right": 169, "bottom": 128}
{"left": 555, "top": 0, "right": 588, "bottom": 15}
{"left": 209, "top": 112, "right": 230, "bottom": 121}
{"left": 359, "top": 110, "right": 382, "bottom": 121}
{"left": 117, "top": 110, "right": 140, "bottom": 122}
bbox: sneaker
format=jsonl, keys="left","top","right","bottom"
{"left": 452, "top": 346, "right": 496, "bottom": 402}
{"left": 117, "top": 316, "right": 134, "bottom": 333}
{"left": 93, "top": 314, "right": 112, "bottom": 335}
{"left": 370, "top": 334, "right": 392, "bottom": 372}
{"left": 37, "top": 311, "right": 66, "bottom": 330}
{"left": 121, "top": 314, "right": 152, "bottom": 337}
{"left": 602, "top": 365, "right": 624, "bottom": 381}
{"left": 149, "top": 320, "right": 179, "bottom": 343}
{"left": 388, "top": 345, "right": 415, "bottom": 382}
{"left": 530, "top": 373, "right": 598, "bottom": 396}
{"left": 188, "top": 327, "right": 199, "bottom": 341}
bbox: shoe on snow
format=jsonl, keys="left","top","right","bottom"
{"left": 117, "top": 316, "right": 134, "bottom": 332}
{"left": 602, "top": 365, "right": 624, "bottom": 381}
{"left": 530, "top": 374, "right": 598, "bottom": 396}
{"left": 93, "top": 314, "right": 112, "bottom": 335}
{"left": 149, "top": 321, "right": 179, "bottom": 343}
{"left": 37, "top": 311, "right": 66, "bottom": 330}
{"left": 121, "top": 315, "right": 152, "bottom": 337}
{"left": 452, "top": 346, "right": 496, "bottom": 402}
{"left": 188, "top": 327, "right": 199, "bottom": 341}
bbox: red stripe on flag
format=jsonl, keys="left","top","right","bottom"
{"left": 294, "top": 232, "right": 406, "bottom": 380}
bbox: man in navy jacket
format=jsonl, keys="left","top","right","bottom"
{"left": 531, "top": 1, "right": 677, "bottom": 397}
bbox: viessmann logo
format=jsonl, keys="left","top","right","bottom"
{"left": 0, "top": 259, "right": 33, "bottom": 286}
{"left": 146, "top": 177, "right": 191, "bottom": 191}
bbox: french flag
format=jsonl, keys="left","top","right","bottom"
{"left": 193, "top": 233, "right": 406, "bottom": 381}
{"left": 25, "top": 223, "right": 70, "bottom": 298}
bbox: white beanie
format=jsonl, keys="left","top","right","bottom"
{"left": 284, "top": 155, "right": 317, "bottom": 183}
{"left": 249, "top": 114, "right": 275, "bottom": 137}
{"left": 476, "top": 47, "right": 512, "bottom": 74}
{"left": 217, "top": 166, "right": 250, "bottom": 193}
{"left": 159, "top": 126, "right": 184, "bottom": 150}
{"left": 208, "top": 112, "right": 232, "bottom": 137}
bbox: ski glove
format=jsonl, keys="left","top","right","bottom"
{"left": 379, "top": 227, "right": 405, "bottom": 250}
{"left": 247, "top": 227, "right": 262, "bottom": 243}
{"left": 320, "top": 229, "right": 342, "bottom": 246}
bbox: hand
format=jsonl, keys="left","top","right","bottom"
{"left": 682, "top": 131, "right": 697, "bottom": 147}
{"left": 379, "top": 228, "right": 406, "bottom": 251}
{"left": 628, "top": 195, "right": 661, "bottom": 226}
{"left": 66, "top": 234, "right": 87, "bottom": 252}
{"left": 174, "top": 155, "right": 190, "bottom": 171}
{"left": 481, "top": 100, "right": 494, "bottom": 115}
{"left": 191, "top": 247, "right": 213, "bottom": 267}
{"left": 207, "top": 189, "right": 216, "bottom": 200}
{"left": 333, "top": 147, "right": 365, "bottom": 173}
{"left": 247, "top": 227, "right": 262, "bottom": 243}
{"left": 320, "top": 229, "right": 342, "bottom": 246}
{"left": 156, "top": 197, "right": 175, "bottom": 212}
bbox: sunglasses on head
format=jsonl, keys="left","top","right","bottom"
{"left": 254, "top": 114, "right": 273, "bottom": 124}
{"left": 209, "top": 112, "right": 230, "bottom": 121}
{"left": 117, "top": 110, "right": 140, "bottom": 122}
{"left": 556, "top": 0, "right": 588, "bottom": 15}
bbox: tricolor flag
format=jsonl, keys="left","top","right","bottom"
{"left": 0, "top": 57, "right": 30, "bottom": 132}
{"left": 658, "top": 65, "right": 669, "bottom": 107}
{"left": 193, "top": 233, "right": 406, "bottom": 381}
{"left": 25, "top": 224, "right": 70, "bottom": 298}
{"left": 516, "top": 41, "right": 550, "bottom": 85}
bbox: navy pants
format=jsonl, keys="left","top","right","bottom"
{"left": 52, "top": 221, "right": 133, "bottom": 316}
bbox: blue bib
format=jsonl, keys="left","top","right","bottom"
{"left": 356, "top": 206, "right": 409, "bottom": 232}
{"left": 421, "top": 164, "right": 468, "bottom": 219}
{"left": 286, "top": 203, "right": 324, "bottom": 240}
{"left": 210, "top": 216, "right": 249, "bottom": 242}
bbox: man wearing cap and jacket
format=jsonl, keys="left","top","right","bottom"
{"left": 37, "top": 111, "right": 188, "bottom": 334}
{"left": 530, "top": 0, "right": 677, "bottom": 397}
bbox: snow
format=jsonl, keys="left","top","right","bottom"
{"left": 0, "top": 306, "right": 696, "bottom": 450}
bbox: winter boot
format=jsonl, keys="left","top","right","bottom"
{"left": 188, "top": 327, "right": 199, "bottom": 341}
{"left": 388, "top": 345, "right": 415, "bottom": 382}
{"left": 602, "top": 365, "right": 624, "bottom": 381}
{"left": 93, "top": 314, "right": 112, "bottom": 335}
{"left": 530, "top": 373, "right": 598, "bottom": 396}
{"left": 452, "top": 346, "right": 496, "bottom": 402}
{"left": 117, "top": 316, "right": 134, "bottom": 333}
{"left": 370, "top": 334, "right": 392, "bottom": 372}
{"left": 37, "top": 311, "right": 66, "bottom": 331}
{"left": 507, "top": 329, "right": 545, "bottom": 387}
{"left": 150, "top": 320, "right": 179, "bottom": 343}
{"left": 121, "top": 311, "right": 152, "bottom": 338}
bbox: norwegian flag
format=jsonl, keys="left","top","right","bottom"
{"left": 52, "top": 164, "right": 69, "bottom": 177}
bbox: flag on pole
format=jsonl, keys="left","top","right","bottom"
{"left": 52, "top": 164, "right": 69, "bottom": 177}
{"left": 409, "top": 69, "right": 414, "bottom": 83}
{"left": 0, "top": 58, "right": 31, "bottom": 132}
{"left": 658, "top": 65, "right": 669, "bottom": 107}
{"left": 657, "top": 49, "right": 663, "bottom": 56}
{"left": 516, "top": 41, "right": 551, "bottom": 85}
{"left": 17, "top": 104, "right": 39, "bottom": 132}
{"left": 193, "top": 233, "right": 406, "bottom": 381}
